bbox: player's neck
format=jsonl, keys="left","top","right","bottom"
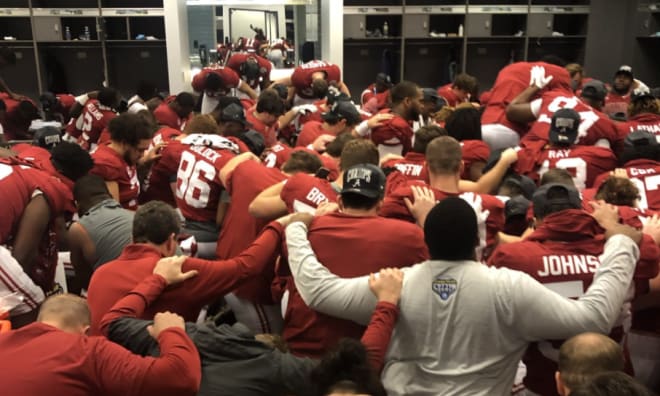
{"left": 428, "top": 173, "right": 460, "bottom": 193}
{"left": 340, "top": 207, "right": 378, "bottom": 217}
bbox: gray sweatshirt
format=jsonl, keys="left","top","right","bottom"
{"left": 285, "top": 222, "right": 639, "bottom": 396}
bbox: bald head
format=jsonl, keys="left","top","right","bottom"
{"left": 557, "top": 333, "right": 624, "bottom": 393}
{"left": 38, "top": 294, "right": 91, "bottom": 333}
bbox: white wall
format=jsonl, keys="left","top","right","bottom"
{"left": 221, "top": 4, "right": 286, "bottom": 42}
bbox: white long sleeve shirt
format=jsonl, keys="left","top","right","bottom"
{"left": 285, "top": 222, "right": 640, "bottom": 396}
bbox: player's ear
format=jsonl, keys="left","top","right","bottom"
{"left": 337, "top": 195, "right": 345, "bottom": 211}
{"left": 555, "top": 371, "right": 566, "bottom": 396}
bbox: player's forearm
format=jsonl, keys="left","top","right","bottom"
{"left": 285, "top": 222, "right": 375, "bottom": 325}
{"left": 506, "top": 86, "right": 540, "bottom": 123}
{"left": 361, "top": 301, "right": 399, "bottom": 374}
{"left": 99, "top": 274, "right": 168, "bottom": 336}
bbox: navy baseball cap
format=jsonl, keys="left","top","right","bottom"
{"left": 580, "top": 80, "right": 607, "bottom": 102}
{"left": 341, "top": 163, "right": 386, "bottom": 199}
{"left": 321, "top": 100, "right": 361, "bottom": 125}
{"left": 32, "top": 126, "right": 61, "bottom": 150}
{"left": 625, "top": 129, "right": 658, "bottom": 148}
{"left": 549, "top": 108, "right": 580, "bottom": 146}
{"left": 532, "top": 183, "right": 582, "bottom": 218}
{"left": 220, "top": 103, "right": 251, "bottom": 127}
{"left": 238, "top": 129, "right": 265, "bottom": 156}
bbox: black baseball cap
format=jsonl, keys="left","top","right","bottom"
{"left": 580, "top": 80, "right": 607, "bottom": 102}
{"left": 422, "top": 88, "right": 447, "bottom": 111}
{"left": 376, "top": 73, "right": 392, "bottom": 87}
{"left": 341, "top": 163, "right": 386, "bottom": 199}
{"left": 532, "top": 183, "right": 582, "bottom": 218}
{"left": 632, "top": 86, "right": 655, "bottom": 103}
{"left": 32, "top": 126, "right": 61, "bottom": 150}
{"left": 238, "top": 129, "right": 265, "bottom": 156}
{"left": 220, "top": 103, "right": 251, "bottom": 127}
{"left": 321, "top": 100, "right": 361, "bottom": 125}
{"left": 242, "top": 58, "right": 261, "bottom": 80}
{"left": 549, "top": 108, "right": 580, "bottom": 146}
{"left": 505, "top": 195, "right": 531, "bottom": 220}
{"left": 502, "top": 173, "right": 536, "bottom": 201}
{"left": 615, "top": 65, "right": 634, "bottom": 78}
{"left": 625, "top": 129, "right": 658, "bottom": 148}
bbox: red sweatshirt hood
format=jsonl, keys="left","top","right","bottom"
{"left": 528, "top": 209, "right": 604, "bottom": 242}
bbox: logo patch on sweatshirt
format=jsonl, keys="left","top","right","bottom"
{"left": 432, "top": 277, "right": 457, "bottom": 300}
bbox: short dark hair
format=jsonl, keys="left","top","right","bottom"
{"left": 390, "top": 81, "right": 419, "bottom": 106}
{"left": 424, "top": 197, "right": 478, "bottom": 261}
{"left": 136, "top": 81, "right": 158, "bottom": 101}
{"left": 540, "top": 168, "right": 575, "bottom": 187}
{"left": 175, "top": 92, "right": 195, "bottom": 108}
{"left": 595, "top": 176, "right": 639, "bottom": 207}
{"left": 205, "top": 72, "right": 223, "bottom": 91}
{"left": 541, "top": 54, "right": 566, "bottom": 67}
{"left": 109, "top": 113, "right": 155, "bottom": 146}
{"left": 132, "top": 201, "right": 181, "bottom": 244}
{"left": 73, "top": 174, "right": 110, "bottom": 203}
{"left": 340, "top": 191, "right": 381, "bottom": 210}
{"left": 51, "top": 142, "right": 94, "bottom": 182}
{"left": 17, "top": 100, "right": 39, "bottom": 121}
{"left": 570, "top": 372, "right": 650, "bottom": 396}
{"left": 311, "top": 79, "right": 329, "bottom": 99}
{"left": 558, "top": 333, "right": 625, "bottom": 392}
{"left": 629, "top": 96, "right": 660, "bottom": 118}
{"left": 325, "top": 132, "right": 356, "bottom": 158}
{"left": 98, "top": 87, "right": 119, "bottom": 108}
{"left": 256, "top": 89, "right": 285, "bottom": 116}
{"left": 412, "top": 125, "right": 446, "bottom": 153}
{"left": 452, "top": 73, "right": 478, "bottom": 93}
{"left": 281, "top": 150, "right": 323, "bottom": 174}
{"left": 426, "top": 136, "right": 462, "bottom": 175}
{"left": 445, "top": 107, "right": 482, "bottom": 141}
{"left": 339, "top": 140, "right": 379, "bottom": 171}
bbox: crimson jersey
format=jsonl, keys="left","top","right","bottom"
{"left": 55, "top": 93, "right": 76, "bottom": 121}
{"left": 225, "top": 53, "right": 272, "bottom": 90}
{"left": 0, "top": 158, "right": 74, "bottom": 292}
{"left": 216, "top": 161, "right": 286, "bottom": 303}
{"left": 361, "top": 84, "right": 389, "bottom": 108}
{"left": 520, "top": 90, "right": 623, "bottom": 153}
{"left": 381, "top": 152, "right": 427, "bottom": 182}
{"left": 489, "top": 210, "right": 660, "bottom": 395}
{"left": 281, "top": 212, "right": 428, "bottom": 358}
{"left": 380, "top": 182, "right": 505, "bottom": 259}
{"left": 280, "top": 173, "right": 339, "bottom": 213}
{"left": 603, "top": 90, "right": 631, "bottom": 118}
{"left": 174, "top": 135, "right": 239, "bottom": 222}
{"left": 191, "top": 66, "right": 241, "bottom": 94}
{"left": 153, "top": 96, "right": 191, "bottom": 131}
{"left": 296, "top": 121, "right": 327, "bottom": 148}
{"left": 296, "top": 99, "right": 326, "bottom": 126}
{"left": 481, "top": 62, "right": 572, "bottom": 135}
{"left": 140, "top": 139, "right": 186, "bottom": 206}
{"left": 245, "top": 106, "right": 278, "bottom": 147}
{"left": 15, "top": 145, "right": 73, "bottom": 189}
{"left": 262, "top": 143, "right": 339, "bottom": 181}
{"left": 616, "top": 113, "right": 660, "bottom": 138}
{"left": 75, "top": 100, "right": 117, "bottom": 151}
{"left": 593, "top": 159, "right": 660, "bottom": 212}
{"left": 370, "top": 110, "right": 414, "bottom": 155}
{"left": 291, "top": 60, "right": 341, "bottom": 99}
{"left": 437, "top": 84, "right": 462, "bottom": 107}
{"left": 90, "top": 144, "right": 140, "bottom": 210}
{"left": 514, "top": 145, "right": 617, "bottom": 190}
{"left": 460, "top": 140, "right": 490, "bottom": 181}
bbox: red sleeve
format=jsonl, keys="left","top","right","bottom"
{"left": 99, "top": 274, "right": 167, "bottom": 337}
{"left": 634, "top": 234, "right": 660, "bottom": 295}
{"left": 361, "top": 301, "right": 399, "bottom": 374}
{"left": 384, "top": 170, "right": 409, "bottom": 196}
{"left": 222, "top": 68, "right": 241, "bottom": 88}
{"left": 295, "top": 126, "right": 318, "bottom": 148}
{"left": 93, "top": 328, "right": 201, "bottom": 396}
{"left": 379, "top": 186, "right": 415, "bottom": 222}
{"left": 180, "top": 222, "right": 284, "bottom": 303}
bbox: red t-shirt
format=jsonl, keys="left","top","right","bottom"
{"left": 225, "top": 53, "right": 272, "bottom": 90}
{"left": 15, "top": 145, "right": 74, "bottom": 190}
{"left": 216, "top": 160, "right": 287, "bottom": 303}
{"left": 380, "top": 182, "right": 505, "bottom": 258}
{"left": 460, "top": 140, "right": 490, "bottom": 180}
{"left": 90, "top": 144, "right": 140, "bottom": 210}
{"left": 174, "top": 135, "right": 239, "bottom": 222}
{"left": 616, "top": 113, "right": 660, "bottom": 139}
{"left": 263, "top": 143, "right": 339, "bottom": 181}
{"left": 489, "top": 209, "right": 660, "bottom": 395}
{"left": 87, "top": 223, "right": 284, "bottom": 335}
{"left": 296, "top": 121, "right": 327, "bottom": 148}
{"left": 153, "top": 96, "right": 191, "bottom": 131}
{"left": 191, "top": 67, "right": 241, "bottom": 94}
{"left": 481, "top": 62, "right": 572, "bottom": 135}
{"left": 280, "top": 173, "right": 339, "bottom": 213}
{"left": 514, "top": 145, "right": 617, "bottom": 190}
{"left": 281, "top": 212, "right": 428, "bottom": 357}
{"left": 437, "top": 83, "right": 461, "bottom": 107}
{"left": 55, "top": 93, "right": 76, "bottom": 121}
{"left": 370, "top": 110, "right": 414, "bottom": 155}
{"left": 381, "top": 151, "right": 427, "bottom": 182}
{"left": 361, "top": 83, "right": 389, "bottom": 109}
{"left": 291, "top": 60, "right": 342, "bottom": 99}
{"left": 593, "top": 159, "right": 660, "bottom": 212}
{"left": 245, "top": 106, "right": 278, "bottom": 148}
{"left": 140, "top": 139, "right": 187, "bottom": 206}
{"left": 75, "top": 100, "right": 117, "bottom": 151}
{"left": 603, "top": 91, "right": 631, "bottom": 118}
{"left": 520, "top": 90, "right": 623, "bottom": 154}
